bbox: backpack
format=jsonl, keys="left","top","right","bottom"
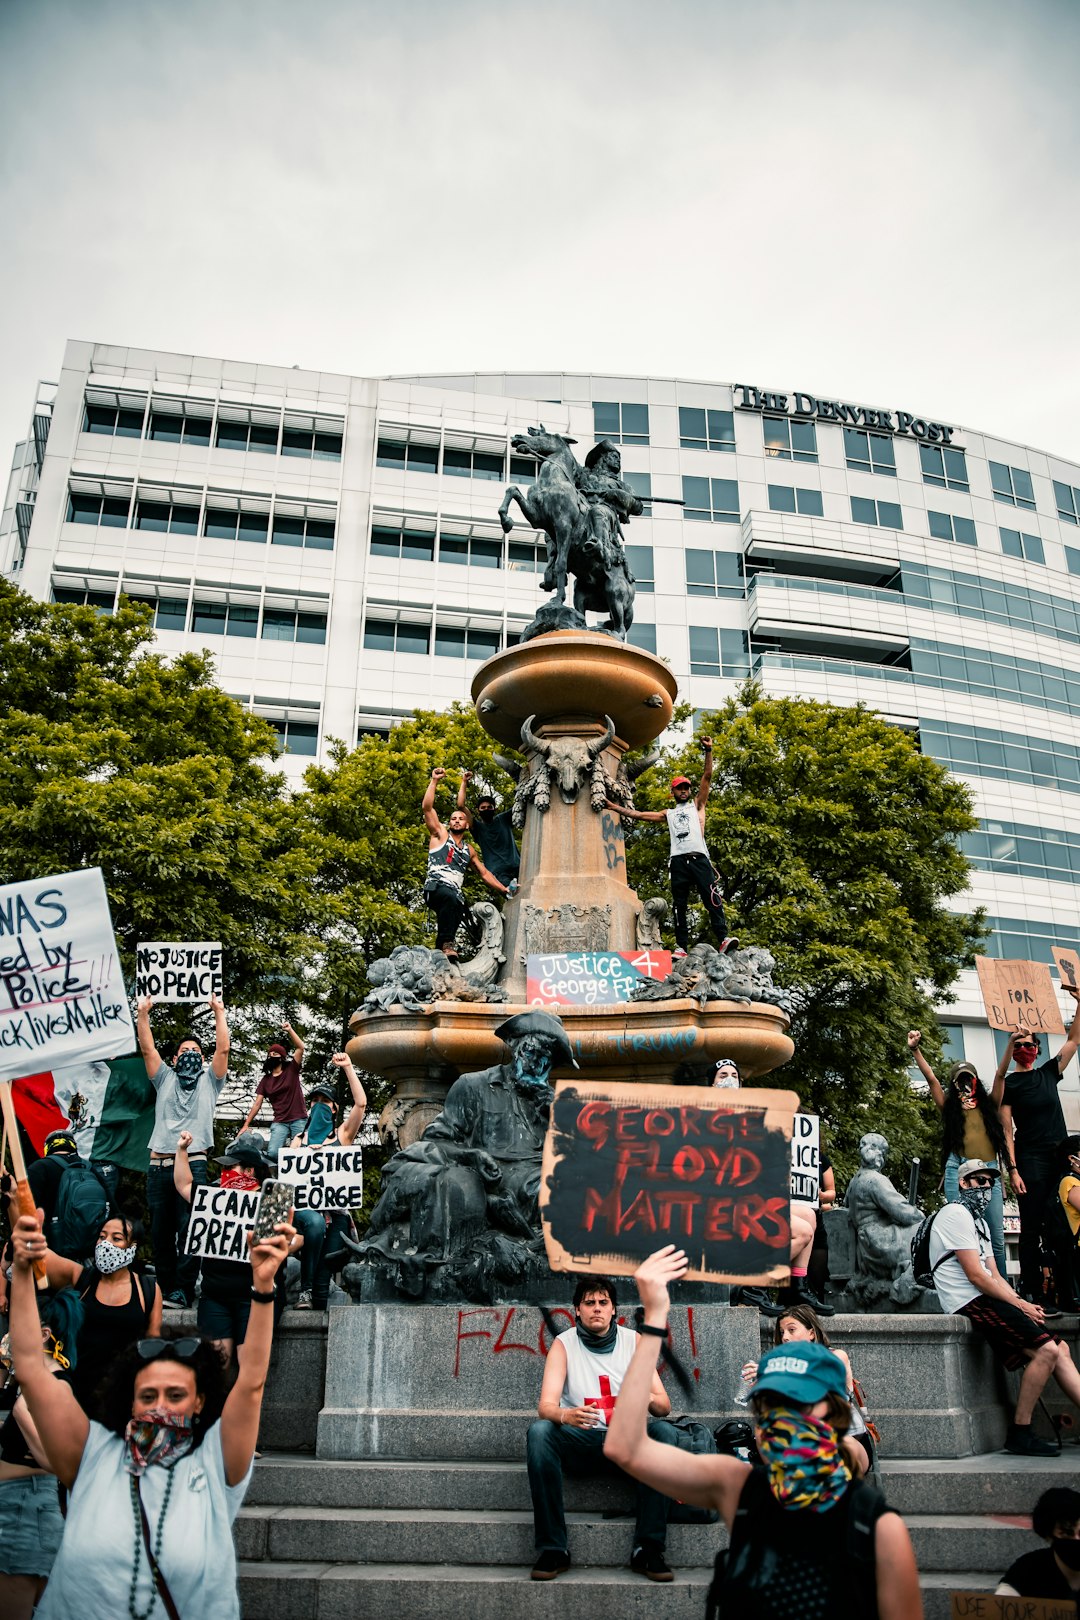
{"left": 50, "top": 1158, "right": 110, "bottom": 1260}
{"left": 910, "top": 1208, "right": 955, "bottom": 1288}
{"left": 665, "top": 1415, "right": 721, "bottom": 1524}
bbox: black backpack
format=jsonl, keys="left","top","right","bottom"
{"left": 50, "top": 1157, "right": 110, "bottom": 1260}
{"left": 910, "top": 1208, "right": 954, "bottom": 1288}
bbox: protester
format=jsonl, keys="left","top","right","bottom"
{"left": 526, "top": 1274, "right": 679, "bottom": 1583}
{"left": 996, "top": 989, "right": 1080, "bottom": 1311}
{"left": 607, "top": 736, "right": 736, "bottom": 959}
{"left": 457, "top": 771, "right": 520, "bottom": 887}
{"left": 239, "top": 1022, "right": 307, "bottom": 1159}
{"left": 741, "top": 1304, "right": 873, "bottom": 1478}
{"left": 908, "top": 1030, "right": 1009, "bottom": 1273}
{"left": 137, "top": 992, "right": 230, "bottom": 1310}
{"left": 997, "top": 1486, "right": 1080, "bottom": 1602}
{"left": 25, "top": 1129, "right": 112, "bottom": 1263}
{"left": 712, "top": 1057, "right": 740, "bottom": 1089}
{"left": 806, "top": 1133, "right": 837, "bottom": 1305}
{"left": 0, "top": 1288, "right": 83, "bottom": 1620}
{"left": 730, "top": 1200, "right": 830, "bottom": 1317}
{"left": 7, "top": 1203, "right": 293, "bottom": 1620}
{"left": 606, "top": 1246, "right": 921, "bottom": 1618}
{"left": 928, "top": 1159, "right": 1080, "bottom": 1454}
{"left": 292, "top": 1053, "right": 367, "bottom": 1311}
{"left": 1050, "top": 1134, "right": 1080, "bottom": 1312}
{"left": 422, "top": 766, "right": 512, "bottom": 959}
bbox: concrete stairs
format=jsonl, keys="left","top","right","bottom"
{"left": 236, "top": 1448, "right": 1079, "bottom": 1619}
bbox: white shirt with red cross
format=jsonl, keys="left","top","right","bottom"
{"left": 557, "top": 1325, "right": 638, "bottom": 1428}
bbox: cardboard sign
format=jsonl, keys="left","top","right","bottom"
{"left": 950, "top": 1593, "right": 1075, "bottom": 1620}
{"left": 1052, "top": 943, "right": 1080, "bottom": 993}
{"left": 975, "top": 956, "right": 1066, "bottom": 1035}
{"left": 184, "top": 1183, "right": 259, "bottom": 1263}
{"left": 527, "top": 950, "right": 672, "bottom": 1007}
{"left": 539, "top": 1080, "right": 799, "bottom": 1284}
{"left": 277, "top": 1144, "right": 363, "bottom": 1211}
{"left": 790, "top": 1113, "right": 820, "bottom": 1206}
{"left": 0, "top": 867, "right": 136, "bottom": 1080}
{"left": 136, "top": 942, "right": 223, "bottom": 1003}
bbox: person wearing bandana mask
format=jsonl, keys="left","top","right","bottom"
{"left": 997, "top": 1486, "right": 1080, "bottom": 1604}
{"left": 239, "top": 1022, "right": 308, "bottom": 1161}
{"left": 292, "top": 1054, "right": 368, "bottom": 1311}
{"left": 929, "top": 1161, "right": 1080, "bottom": 1455}
{"left": 606, "top": 1246, "right": 923, "bottom": 1619}
{"left": 137, "top": 993, "right": 231, "bottom": 1311}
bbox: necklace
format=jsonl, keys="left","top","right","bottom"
{"left": 128, "top": 1465, "right": 177, "bottom": 1620}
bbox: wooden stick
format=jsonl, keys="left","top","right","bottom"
{"left": 0, "top": 1081, "right": 48, "bottom": 1290}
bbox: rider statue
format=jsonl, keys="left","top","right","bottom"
{"left": 579, "top": 439, "right": 644, "bottom": 574}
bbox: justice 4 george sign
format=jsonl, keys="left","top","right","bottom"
{"left": 527, "top": 951, "right": 672, "bottom": 1007}
{"left": 540, "top": 1080, "right": 799, "bottom": 1284}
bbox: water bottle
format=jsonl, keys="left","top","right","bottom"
{"left": 506, "top": 879, "right": 519, "bottom": 898}
{"left": 733, "top": 1365, "right": 756, "bottom": 1407}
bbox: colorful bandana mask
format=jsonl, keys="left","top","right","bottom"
{"left": 755, "top": 1405, "right": 851, "bottom": 1512}
{"left": 124, "top": 1408, "right": 195, "bottom": 1476}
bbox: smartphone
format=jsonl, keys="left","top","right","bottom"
{"left": 251, "top": 1179, "right": 293, "bottom": 1245}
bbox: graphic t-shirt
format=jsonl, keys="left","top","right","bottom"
{"left": 929, "top": 1201, "right": 993, "bottom": 1313}
{"left": 1003, "top": 1058, "right": 1066, "bottom": 1155}
{"left": 557, "top": 1325, "right": 637, "bottom": 1428}
{"left": 255, "top": 1060, "right": 305, "bottom": 1123}
{"left": 665, "top": 805, "right": 708, "bottom": 860}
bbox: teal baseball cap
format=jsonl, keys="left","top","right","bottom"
{"left": 751, "top": 1341, "right": 848, "bottom": 1404}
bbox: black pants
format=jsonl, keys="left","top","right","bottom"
{"left": 147, "top": 1158, "right": 209, "bottom": 1301}
{"left": 669, "top": 853, "right": 727, "bottom": 950}
{"left": 425, "top": 883, "right": 465, "bottom": 950}
{"left": 526, "top": 1418, "right": 678, "bottom": 1554}
{"left": 1016, "top": 1149, "right": 1059, "bottom": 1298}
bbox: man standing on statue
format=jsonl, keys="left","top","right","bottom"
{"left": 608, "top": 737, "right": 736, "bottom": 958}
{"left": 456, "top": 771, "right": 520, "bottom": 888}
{"left": 422, "top": 766, "right": 513, "bottom": 960}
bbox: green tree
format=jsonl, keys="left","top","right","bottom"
{"left": 622, "top": 686, "right": 987, "bottom": 1186}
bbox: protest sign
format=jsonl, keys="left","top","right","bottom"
{"left": 184, "top": 1183, "right": 260, "bottom": 1263}
{"left": 950, "top": 1594, "right": 1075, "bottom": 1620}
{"left": 527, "top": 950, "right": 672, "bottom": 1007}
{"left": 539, "top": 1080, "right": 799, "bottom": 1284}
{"left": 136, "top": 942, "right": 223, "bottom": 1003}
{"left": 1051, "top": 943, "right": 1080, "bottom": 994}
{"left": 277, "top": 1144, "right": 363, "bottom": 1211}
{"left": 975, "top": 956, "right": 1066, "bottom": 1035}
{"left": 790, "top": 1113, "right": 820, "bottom": 1205}
{"left": 0, "top": 868, "right": 135, "bottom": 1081}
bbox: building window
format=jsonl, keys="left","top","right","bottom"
{"left": 679, "top": 407, "right": 735, "bottom": 453}
{"left": 439, "top": 533, "right": 503, "bottom": 568}
{"left": 135, "top": 498, "right": 200, "bottom": 535}
{"left": 67, "top": 491, "right": 131, "bottom": 527}
{"left": 689, "top": 626, "right": 750, "bottom": 678}
{"left": 370, "top": 525, "right": 435, "bottom": 563}
{"left": 507, "top": 539, "right": 545, "bottom": 573}
{"left": 261, "top": 609, "right": 327, "bottom": 645}
{"left": 125, "top": 594, "right": 188, "bottom": 631}
{"left": 51, "top": 586, "right": 116, "bottom": 612}
{"left": 204, "top": 506, "right": 270, "bottom": 544}
{"left": 83, "top": 403, "right": 145, "bottom": 438}
{"left": 989, "top": 460, "right": 1036, "bottom": 510}
{"left": 903, "top": 558, "right": 1080, "bottom": 643}
{"left": 624, "top": 545, "right": 654, "bottom": 592}
{"left": 191, "top": 600, "right": 259, "bottom": 638}
{"left": 434, "top": 625, "right": 502, "bottom": 659}
{"left": 909, "top": 635, "right": 1080, "bottom": 718}
{"left": 1000, "top": 527, "right": 1045, "bottom": 565}
{"left": 443, "top": 447, "right": 505, "bottom": 480}
{"left": 148, "top": 410, "right": 212, "bottom": 447}
{"left": 363, "top": 617, "right": 431, "bottom": 655}
{"left": 850, "top": 496, "right": 903, "bottom": 530}
{"left": 269, "top": 719, "right": 319, "bottom": 756}
{"left": 509, "top": 455, "right": 537, "bottom": 483}
{"left": 685, "top": 550, "right": 744, "bottom": 597}
{"left": 627, "top": 622, "right": 657, "bottom": 653}
{"left": 844, "top": 428, "right": 896, "bottom": 477}
{"left": 215, "top": 416, "right": 279, "bottom": 455}
{"left": 1066, "top": 546, "right": 1080, "bottom": 578}
{"left": 281, "top": 423, "right": 343, "bottom": 460}
{"left": 768, "top": 485, "right": 824, "bottom": 517}
{"left": 762, "top": 416, "right": 817, "bottom": 463}
{"left": 683, "top": 476, "right": 740, "bottom": 524}
{"left": 624, "top": 471, "right": 652, "bottom": 499}
{"left": 272, "top": 514, "right": 336, "bottom": 550}
{"left": 920, "top": 444, "right": 969, "bottom": 491}
{"left": 928, "top": 511, "right": 977, "bottom": 546}
{"left": 918, "top": 717, "right": 1080, "bottom": 795}
{"left": 376, "top": 438, "right": 439, "bottom": 474}
{"left": 1054, "top": 480, "right": 1080, "bottom": 524}
{"left": 593, "top": 402, "right": 649, "bottom": 446}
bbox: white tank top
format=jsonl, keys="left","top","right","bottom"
{"left": 558, "top": 1325, "right": 637, "bottom": 1427}
{"left": 666, "top": 804, "right": 709, "bottom": 860}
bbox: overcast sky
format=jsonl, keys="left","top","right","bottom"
{"left": 2, "top": 0, "right": 1078, "bottom": 464}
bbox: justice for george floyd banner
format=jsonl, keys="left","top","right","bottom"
{"left": 790, "top": 1113, "right": 820, "bottom": 1205}
{"left": 184, "top": 1184, "right": 260, "bottom": 1263}
{"left": 0, "top": 868, "right": 135, "bottom": 1080}
{"left": 277, "top": 1145, "right": 364, "bottom": 1211}
{"left": 539, "top": 1080, "right": 799, "bottom": 1284}
{"left": 136, "top": 942, "right": 223, "bottom": 1003}
{"left": 526, "top": 950, "right": 672, "bottom": 1007}
{"left": 975, "top": 956, "right": 1066, "bottom": 1036}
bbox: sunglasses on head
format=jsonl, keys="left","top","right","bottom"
{"left": 136, "top": 1337, "right": 201, "bottom": 1363}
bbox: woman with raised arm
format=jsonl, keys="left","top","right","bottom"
{"left": 604, "top": 1245, "right": 923, "bottom": 1620}
{"left": 7, "top": 1203, "right": 293, "bottom": 1620}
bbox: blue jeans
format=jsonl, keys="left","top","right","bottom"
{"left": 269, "top": 1118, "right": 307, "bottom": 1160}
{"left": 944, "top": 1153, "right": 1007, "bottom": 1274}
{"left": 526, "top": 1417, "right": 679, "bottom": 1554}
{"left": 147, "top": 1157, "right": 209, "bottom": 1301}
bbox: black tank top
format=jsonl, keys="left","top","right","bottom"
{"left": 0, "top": 1377, "right": 38, "bottom": 1468}
{"left": 73, "top": 1268, "right": 152, "bottom": 1408}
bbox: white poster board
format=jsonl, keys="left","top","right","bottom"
{"left": 277, "top": 1145, "right": 363, "bottom": 1211}
{"left": 790, "top": 1113, "right": 821, "bottom": 1206}
{"left": 136, "top": 942, "right": 223, "bottom": 1003}
{"left": 184, "top": 1184, "right": 260, "bottom": 1263}
{"left": 0, "top": 867, "right": 135, "bottom": 1080}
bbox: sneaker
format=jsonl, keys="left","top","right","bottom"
{"left": 531, "top": 1550, "right": 571, "bottom": 1581}
{"left": 295, "top": 1290, "right": 313, "bottom": 1311}
{"left": 1005, "top": 1425, "right": 1061, "bottom": 1457}
{"left": 1041, "top": 1302, "right": 1064, "bottom": 1320}
{"left": 672, "top": 948, "right": 688, "bottom": 959}
{"left": 162, "top": 1291, "right": 188, "bottom": 1311}
{"left": 730, "top": 1286, "right": 784, "bottom": 1318}
{"left": 720, "top": 937, "right": 740, "bottom": 954}
{"left": 631, "top": 1544, "right": 674, "bottom": 1582}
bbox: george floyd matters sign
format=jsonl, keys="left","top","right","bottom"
{"left": 539, "top": 1080, "right": 799, "bottom": 1284}
{"left": 734, "top": 383, "right": 957, "bottom": 445}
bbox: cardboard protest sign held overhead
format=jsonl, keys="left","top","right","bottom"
{"left": 527, "top": 951, "right": 672, "bottom": 1008}
{"left": 0, "top": 868, "right": 136, "bottom": 1081}
{"left": 136, "top": 942, "right": 223, "bottom": 1004}
{"left": 950, "top": 1593, "right": 1075, "bottom": 1620}
{"left": 184, "top": 1184, "right": 260, "bottom": 1264}
{"left": 277, "top": 1144, "right": 363, "bottom": 1211}
{"left": 1051, "top": 943, "right": 1080, "bottom": 993}
{"left": 790, "top": 1113, "right": 820, "bottom": 1206}
{"left": 975, "top": 956, "right": 1066, "bottom": 1035}
{"left": 539, "top": 1080, "right": 799, "bottom": 1284}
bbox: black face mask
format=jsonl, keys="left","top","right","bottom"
{"left": 1053, "top": 1537, "right": 1080, "bottom": 1571}
{"left": 576, "top": 1317, "right": 618, "bottom": 1354}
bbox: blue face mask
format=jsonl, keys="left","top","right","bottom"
{"left": 307, "top": 1102, "right": 335, "bottom": 1144}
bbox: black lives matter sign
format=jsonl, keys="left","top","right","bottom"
{"left": 539, "top": 1080, "right": 798, "bottom": 1284}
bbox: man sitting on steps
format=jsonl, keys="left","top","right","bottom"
{"left": 526, "top": 1275, "right": 680, "bottom": 1583}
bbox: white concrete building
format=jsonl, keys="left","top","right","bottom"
{"left": 4, "top": 341, "right": 1079, "bottom": 1115}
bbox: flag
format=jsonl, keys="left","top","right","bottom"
{"left": 9, "top": 1053, "right": 156, "bottom": 1171}
{"left": 9, "top": 1073, "right": 69, "bottom": 1154}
